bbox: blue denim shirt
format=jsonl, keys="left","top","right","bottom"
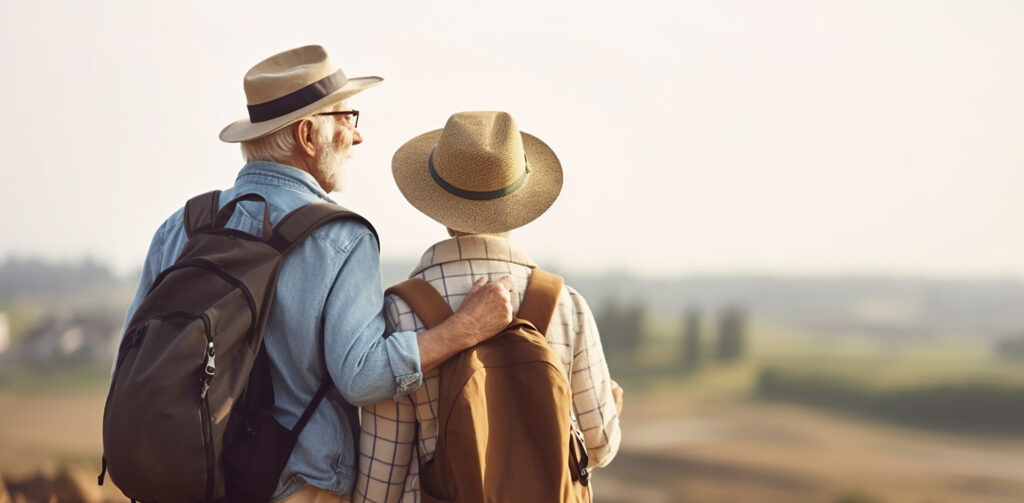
{"left": 119, "top": 162, "right": 423, "bottom": 501}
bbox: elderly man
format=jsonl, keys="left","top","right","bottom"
{"left": 116, "top": 47, "right": 514, "bottom": 503}
{"left": 354, "top": 111, "right": 623, "bottom": 502}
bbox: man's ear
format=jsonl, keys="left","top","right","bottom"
{"left": 294, "top": 119, "right": 317, "bottom": 158}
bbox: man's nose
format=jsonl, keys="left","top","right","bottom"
{"left": 351, "top": 127, "right": 363, "bottom": 145}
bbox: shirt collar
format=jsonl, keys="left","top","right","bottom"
{"left": 411, "top": 235, "right": 536, "bottom": 276}
{"left": 235, "top": 161, "right": 334, "bottom": 202}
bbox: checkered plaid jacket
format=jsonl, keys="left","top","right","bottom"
{"left": 353, "top": 235, "right": 622, "bottom": 503}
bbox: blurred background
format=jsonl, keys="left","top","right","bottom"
{"left": 2, "top": 1, "right": 1024, "bottom": 502}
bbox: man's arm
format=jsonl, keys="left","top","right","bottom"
{"left": 322, "top": 232, "right": 512, "bottom": 405}
{"left": 416, "top": 276, "right": 514, "bottom": 371}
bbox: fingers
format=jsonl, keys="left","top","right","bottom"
{"left": 467, "top": 275, "right": 513, "bottom": 297}
{"left": 448, "top": 276, "right": 516, "bottom": 347}
{"left": 488, "top": 277, "right": 514, "bottom": 316}
{"left": 466, "top": 276, "right": 488, "bottom": 295}
{"left": 492, "top": 275, "right": 515, "bottom": 291}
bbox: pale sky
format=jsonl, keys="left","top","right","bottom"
{"left": 1, "top": 0, "right": 1022, "bottom": 277}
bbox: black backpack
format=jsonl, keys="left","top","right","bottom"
{"left": 100, "top": 191, "right": 376, "bottom": 503}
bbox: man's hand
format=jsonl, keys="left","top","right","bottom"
{"left": 449, "top": 276, "right": 515, "bottom": 345}
{"left": 417, "top": 276, "right": 514, "bottom": 372}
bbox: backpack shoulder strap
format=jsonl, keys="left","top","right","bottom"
{"left": 517, "top": 268, "right": 564, "bottom": 334}
{"left": 520, "top": 269, "right": 590, "bottom": 485}
{"left": 268, "top": 202, "right": 379, "bottom": 255}
{"left": 183, "top": 190, "right": 221, "bottom": 238}
{"left": 384, "top": 278, "right": 453, "bottom": 329}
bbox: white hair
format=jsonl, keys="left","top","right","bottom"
{"left": 239, "top": 114, "right": 350, "bottom": 192}
{"left": 240, "top": 116, "right": 332, "bottom": 163}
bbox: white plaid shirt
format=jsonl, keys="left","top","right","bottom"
{"left": 353, "top": 235, "right": 621, "bottom": 503}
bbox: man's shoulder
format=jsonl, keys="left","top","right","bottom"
{"left": 151, "top": 205, "right": 188, "bottom": 244}
{"left": 149, "top": 196, "right": 376, "bottom": 257}
{"left": 223, "top": 185, "right": 377, "bottom": 254}
{"left": 304, "top": 210, "right": 378, "bottom": 254}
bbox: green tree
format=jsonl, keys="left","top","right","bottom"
{"left": 681, "top": 307, "right": 701, "bottom": 369}
{"left": 596, "top": 298, "right": 646, "bottom": 353}
{"left": 715, "top": 305, "right": 747, "bottom": 362}
{"left": 995, "top": 334, "right": 1024, "bottom": 362}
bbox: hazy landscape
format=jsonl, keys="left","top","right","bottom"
{"left": 2, "top": 257, "right": 1024, "bottom": 502}
{"left": 4, "top": 1, "right": 1024, "bottom": 501}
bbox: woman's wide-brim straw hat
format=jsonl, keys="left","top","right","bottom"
{"left": 392, "top": 111, "right": 563, "bottom": 234}
{"left": 219, "top": 45, "right": 382, "bottom": 143}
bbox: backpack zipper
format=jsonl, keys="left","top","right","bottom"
{"left": 148, "top": 311, "right": 218, "bottom": 501}
{"left": 201, "top": 391, "right": 215, "bottom": 502}
{"left": 148, "top": 258, "right": 259, "bottom": 340}
{"left": 197, "top": 313, "right": 216, "bottom": 503}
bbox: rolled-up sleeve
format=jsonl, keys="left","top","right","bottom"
{"left": 322, "top": 231, "right": 423, "bottom": 406}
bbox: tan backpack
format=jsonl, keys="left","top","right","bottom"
{"left": 386, "top": 268, "right": 591, "bottom": 503}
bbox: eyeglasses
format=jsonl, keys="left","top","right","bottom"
{"left": 315, "top": 109, "right": 360, "bottom": 128}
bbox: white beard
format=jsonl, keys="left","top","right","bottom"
{"left": 318, "top": 145, "right": 349, "bottom": 193}
{"left": 313, "top": 122, "right": 351, "bottom": 193}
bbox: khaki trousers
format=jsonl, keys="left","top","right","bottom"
{"left": 281, "top": 484, "right": 351, "bottom": 503}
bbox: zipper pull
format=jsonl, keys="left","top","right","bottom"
{"left": 200, "top": 341, "right": 215, "bottom": 400}
{"left": 204, "top": 341, "right": 216, "bottom": 377}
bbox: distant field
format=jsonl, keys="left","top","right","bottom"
{"left": 3, "top": 312, "right": 1021, "bottom": 502}
{"left": 3, "top": 371, "right": 1024, "bottom": 503}
{"left": 0, "top": 387, "right": 122, "bottom": 502}
{"left": 598, "top": 389, "right": 1024, "bottom": 503}
{"left": 0, "top": 363, "right": 113, "bottom": 392}
{"left": 5, "top": 261, "right": 1024, "bottom": 501}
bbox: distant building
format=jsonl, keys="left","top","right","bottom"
{"left": 14, "top": 312, "right": 119, "bottom": 362}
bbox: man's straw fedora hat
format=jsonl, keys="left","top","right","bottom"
{"left": 219, "top": 45, "right": 382, "bottom": 143}
{"left": 392, "top": 111, "right": 563, "bottom": 234}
